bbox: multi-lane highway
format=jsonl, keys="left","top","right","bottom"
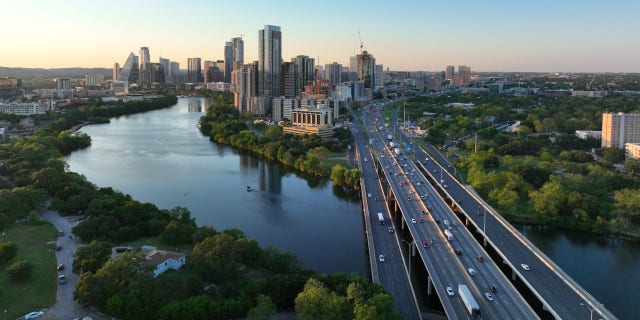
{"left": 358, "top": 102, "right": 539, "bottom": 319}
{"left": 386, "top": 105, "right": 617, "bottom": 320}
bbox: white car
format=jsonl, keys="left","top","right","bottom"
{"left": 379, "top": 255, "right": 385, "bottom": 262}
{"left": 521, "top": 263, "right": 531, "bottom": 271}
{"left": 485, "top": 292, "right": 494, "bottom": 301}
{"left": 446, "top": 286, "right": 455, "bottom": 296}
{"left": 468, "top": 268, "right": 477, "bottom": 276}
{"left": 411, "top": 218, "right": 416, "bottom": 224}
{"left": 24, "top": 311, "right": 45, "bottom": 319}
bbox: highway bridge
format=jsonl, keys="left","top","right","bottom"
{"left": 353, "top": 100, "right": 617, "bottom": 319}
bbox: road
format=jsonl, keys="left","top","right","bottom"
{"left": 39, "top": 209, "right": 106, "bottom": 320}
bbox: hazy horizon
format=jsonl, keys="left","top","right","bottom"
{"left": 3, "top": 0, "right": 639, "bottom": 73}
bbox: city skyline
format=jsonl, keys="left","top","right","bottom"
{"left": 2, "top": 0, "right": 640, "bottom": 72}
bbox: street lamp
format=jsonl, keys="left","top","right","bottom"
{"left": 580, "top": 302, "right": 602, "bottom": 320}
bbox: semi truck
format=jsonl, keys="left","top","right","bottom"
{"left": 458, "top": 284, "right": 481, "bottom": 318}
{"left": 377, "top": 212, "right": 384, "bottom": 224}
{"left": 444, "top": 229, "right": 453, "bottom": 241}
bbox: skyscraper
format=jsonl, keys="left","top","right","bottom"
{"left": 159, "top": 57, "right": 171, "bottom": 84}
{"left": 113, "top": 63, "right": 120, "bottom": 81}
{"left": 235, "top": 61, "right": 259, "bottom": 114}
{"left": 325, "top": 62, "right": 342, "bottom": 85}
{"left": 224, "top": 42, "right": 233, "bottom": 83}
{"left": 458, "top": 65, "right": 471, "bottom": 84}
{"left": 117, "top": 52, "right": 139, "bottom": 85}
{"left": 232, "top": 37, "right": 244, "bottom": 64}
{"left": 356, "top": 51, "right": 375, "bottom": 89}
{"left": 375, "top": 64, "right": 383, "bottom": 87}
{"left": 292, "top": 55, "right": 314, "bottom": 97}
{"left": 281, "top": 62, "right": 297, "bottom": 98}
{"left": 187, "top": 58, "right": 202, "bottom": 83}
{"left": 139, "top": 47, "right": 151, "bottom": 88}
{"left": 258, "top": 25, "right": 282, "bottom": 103}
{"left": 445, "top": 65, "right": 455, "bottom": 79}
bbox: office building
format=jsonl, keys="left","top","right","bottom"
{"left": 159, "top": 57, "right": 171, "bottom": 84}
{"left": 325, "top": 62, "right": 342, "bottom": 85}
{"left": 445, "top": 65, "right": 455, "bottom": 79}
{"left": 117, "top": 52, "right": 139, "bottom": 85}
{"left": 356, "top": 51, "right": 376, "bottom": 89}
{"left": 204, "top": 60, "right": 224, "bottom": 83}
{"left": 281, "top": 62, "right": 297, "bottom": 98}
{"left": 602, "top": 112, "right": 640, "bottom": 148}
{"left": 427, "top": 76, "right": 442, "bottom": 91}
{"left": 258, "top": 25, "right": 282, "bottom": 105}
{"left": 139, "top": 47, "right": 151, "bottom": 88}
{"left": 187, "top": 58, "right": 202, "bottom": 83}
{"left": 375, "top": 64, "right": 384, "bottom": 87}
{"left": 113, "top": 63, "right": 120, "bottom": 81}
{"left": 232, "top": 37, "right": 244, "bottom": 64}
{"left": 458, "top": 65, "right": 471, "bottom": 84}
{"left": 292, "top": 55, "right": 315, "bottom": 97}
{"left": 224, "top": 41, "right": 233, "bottom": 83}
{"left": 283, "top": 107, "right": 334, "bottom": 140}
{"left": 235, "top": 61, "right": 259, "bottom": 114}
{"left": 85, "top": 74, "right": 104, "bottom": 87}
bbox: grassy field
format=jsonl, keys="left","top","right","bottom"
{"left": 0, "top": 223, "right": 57, "bottom": 320}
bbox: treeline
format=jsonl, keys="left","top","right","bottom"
{"left": 73, "top": 226, "right": 399, "bottom": 320}
{"left": 198, "top": 93, "right": 361, "bottom": 189}
{"left": 405, "top": 92, "right": 640, "bottom": 237}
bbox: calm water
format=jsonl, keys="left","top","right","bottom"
{"left": 66, "top": 97, "right": 366, "bottom": 274}
{"left": 517, "top": 225, "right": 639, "bottom": 320}
{"left": 65, "top": 97, "right": 638, "bottom": 318}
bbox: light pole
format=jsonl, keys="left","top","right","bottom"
{"left": 580, "top": 302, "right": 601, "bottom": 320}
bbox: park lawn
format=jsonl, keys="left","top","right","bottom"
{"left": 125, "top": 236, "right": 193, "bottom": 253}
{"left": 0, "top": 223, "right": 57, "bottom": 320}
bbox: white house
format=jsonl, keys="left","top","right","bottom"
{"left": 143, "top": 250, "right": 185, "bottom": 277}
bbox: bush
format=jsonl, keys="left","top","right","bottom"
{"left": 0, "top": 242, "right": 18, "bottom": 264}
{"left": 6, "top": 260, "right": 33, "bottom": 282}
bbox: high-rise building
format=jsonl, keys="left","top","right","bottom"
{"left": 235, "top": 61, "right": 259, "bottom": 114}
{"left": 325, "top": 62, "right": 342, "bottom": 85}
{"left": 113, "top": 63, "right": 120, "bottom": 81}
{"left": 602, "top": 112, "right": 640, "bottom": 148}
{"left": 170, "top": 61, "right": 180, "bottom": 84}
{"left": 349, "top": 56, "right": 358, "bottom": 82}
{"left": 85, "top": 74, "right": 104, "bottom": 87}
{"left": 232, "top": 37, "right": 244, "bottom": 64}
{"left": 150, "top": 63, "right": 165, "bottom": 85}
{"left": 117, "top": 53, "right": 139, "bottom": 85}
{"left": 258, "top": 25, "right": 282, "bottom": 105}
{"left": 139, "top": 47, "right": 151, "bottom": 88}
{"left": 445, "top": 65, "right": 455, "bottom": 79}
{"left": 458, "top": 65, "right": 471, "bottom": 84}
{"left": 204, "top": 60, "right": 224, "bottom": 83}
{"left": 281, "top": 62, "right": 297, "bottom": 98}
{"left": 375, "top": 64, "right": 384, "bottom": 87}
{"left": 224, "top": 42, "right": 233, "bottom": 83}
{"left": 356, "top": 51, "right": 376, "bottom": 89}
{"left": 292, "top": 55, "right": 314, "bottom": 97}
{"left": 159, "top": 57, "right": 172, "bottom": 84}
{"left": 187, "top": 58, "right": 202, "bottom": 83}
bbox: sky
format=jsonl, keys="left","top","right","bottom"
{"left": 2, "top": 0, "right": 640, "bottom": 72}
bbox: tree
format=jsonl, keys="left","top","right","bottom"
{"left": 0, "top": 241, "right": 18, "bottom": 264}
{"left": 160, "top": 220, "right": 196, "bottom": 246}
{"left": 529, "top": 177, "right": 567, "bottom": 218}
{"left": 73, "top": 240, "right": 112, "bottom": 274}
{"left": 295, "top": 278, "right": 352, "bottom": 320}
{"left": 247, "top": 294, "right": 276, "bottom": 320}
{"left": 624, "top": 158, "right": 640, "bottom": 174}
{"left": 6, "top": 259, "right": 33, "bottom": 282}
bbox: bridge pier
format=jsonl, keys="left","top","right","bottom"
{"left": 427, "top": 276, "right": 432, "bottom": 295}
{"left": 512, "top": 270, "right": 517, "bottom": 281}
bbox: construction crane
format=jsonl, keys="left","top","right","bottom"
{"left": 587, "top": 74, "right": 597, "bottom": 90}
{"left": 358, "top": 29, "right": 364, "bottom": 53}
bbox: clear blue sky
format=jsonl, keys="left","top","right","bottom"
{"left": 3, "top": 0, "right": 639, "bottom": 72}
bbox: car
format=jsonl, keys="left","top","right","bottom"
{"left": 411, "top": 218, "right": 416, "bottom": 224}
{"left": 55, "top": 244, "right": 62, "bottom": 250}
{"left": 58, "top": 274, "right": 67, "bottom": 284}
{"left": 425, "top": 157, "right": 430, "bottom": 161}
{"left": 58, "top": 231, "right": 65, "bottom": 236}
{"left": 477, "top": 256, "right": 484, "bottom": 262}
{"left": 57, "top": 263, "right": 64, "bottom": 271}
{"left": 24, "top": 311, "right": 45, "bottom": 319}
{"left": 485, "top": 292, "right": 494, "bottom": 301}
{"left": 488, "top": 285, "right": 497, "bottom": 293}
{"left": 467, "top": 268, "right": 476, "bottom": 276}
{"left": 378, "top": 255, "right": 385, "bottom": 262}
{"left": 422, "top": 241, "right": 429, "bottom": 248}
{"left": 521, "top": 263, "right": 530, "bottom": 271}
{"left": 433, "top": 169, "right": 437, "bottom": 173}
{"left": 418, "top": 218, "right": 424, "bottom": 223}
{"left": 435, "top": 219, "right": 440, "bottom": 224}
{"left": 82, "top": 317, "right": 94, "bottom": 320}
{"left": 446, "top": 286, "right": 455, "bottom": 296}
{"left": 443, "top": 220, "right": 450, "bottom": 226}
{"left": 364, "top": 158, "right": 368, "bottom": 162}
{"left": 454, "top": 249, "right": 462, "bottom": 255}
{"left": 388, "top": 227, "right": 394, "bottom": 233}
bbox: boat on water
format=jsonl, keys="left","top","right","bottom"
{"left": 246, "top": 186, "right": 252, "bottom": 192}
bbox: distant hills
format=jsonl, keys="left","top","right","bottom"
{"left": 0, "top": 66, "right": 112, "bottom": 80}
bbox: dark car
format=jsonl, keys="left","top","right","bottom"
{"left": 422, "top": 241, "right": 430, "bottom": 248}
{"left": 477, "top": 255, "right": 484, "bottom": 262}
{"left": 57, "top": 264, "right": 64, "bottom": 271}
{"left": 454, "top": 249, "right": 462, "bottom": 255}
{"left": 489, "top": 285, "right": 497, "bottom": 293}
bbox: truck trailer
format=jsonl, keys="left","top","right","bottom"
{"left": 458, "top": 284, "right": 480, "bottom": 318}
{"left": 444, "top": 229, "right": 453, "bottom": 241}
{"left": 377, "top": 212, "right": 384, "bottom": 224}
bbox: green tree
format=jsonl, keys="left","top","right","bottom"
{"left": 0, "top": 241, "right": 18, "bottom": 264}
{"left": 247, "top": 294, "right": 277, "bottom": 320}
{"left": 295, "top": 278, "right": 352, "bottom": 320}
{"left": 72, "top": 240, "right": 112, "bottom": 274}
{"left": 6, "top": 259, "right": 33, "bottom": 282}
{"left": 624, "top": 158, "right": 640, "bottom": 174}
{"left": 160, "top": 220, "right": 197, "bottom": 246}
{"left": 529, "top": 177, "right": 567, "bottom": 218}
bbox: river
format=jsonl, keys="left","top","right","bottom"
{"left": 65, "top": 97, "right": 367, "bottom": 275}
{"left": 65, "top": 97, "right": 638, "bottom": 319}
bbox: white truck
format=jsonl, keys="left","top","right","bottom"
{"left": 444, "top": 229, "right": 453, "bottom": 241}
{"left": 377, "top": 212, "right": 384, "bottom": 225}
{"left": 458, "top": 284, "right": 481, "bottom": 318}
{"left": 394, "top": 148, "right": 401, "bottom": 155}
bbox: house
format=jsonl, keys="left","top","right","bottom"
{"left": 143, "top": 249, "right": 186, "bottom": 277}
